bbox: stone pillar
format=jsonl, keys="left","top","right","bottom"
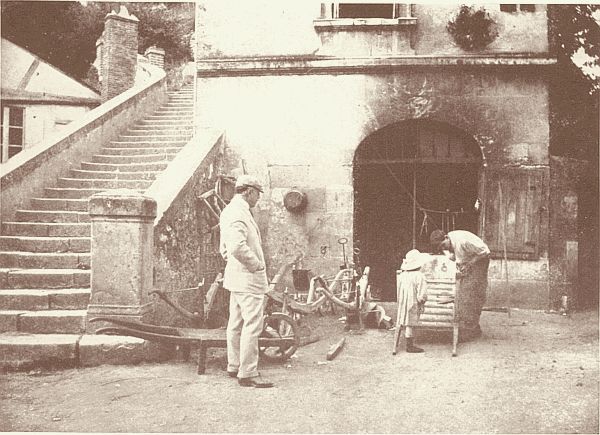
{"left": 101, "top": 6, "right": 139, "bottom": 102}
{"left": 87, "top": 190, "right": 156, "bottom": 331}
{"left": 548, "top": 156, "right": 586, "bottom": 311}
{"left": 145, "top": 46, "right": 165, "bottom": 70}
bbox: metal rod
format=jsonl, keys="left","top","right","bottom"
{"left": 499, "top": 182, "right": 512, "bottom": 318}
{"left": 412, "top": 164, "right": 417, "bottom": 248}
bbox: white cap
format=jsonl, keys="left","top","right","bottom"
{"left": 235, "top": 174, "right": 263, "bottom": 193}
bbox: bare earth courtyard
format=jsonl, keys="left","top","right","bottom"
{"left": 1, "top": 309, "right": 598, "bottom": 434}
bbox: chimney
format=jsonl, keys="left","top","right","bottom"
{"left": 101, "top": 6, "right": 139, "bottom": 102}
{"left": 144, "top": 46, "right": 165, "bottom": 70}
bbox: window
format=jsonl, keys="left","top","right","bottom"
{"left": 1, "top": 105, "right": 25, "bottom": 163}
{"left": 500, "top": 4, "right": 536, "bottom": 13}
{"left": 483, "top": 168, "right": 546, "bottom": 260}
{"left": 319, "top": 2, "right": 414, "bottom": 20}
{"left": 338, "top": 4, "right": 394, "bottom": 18}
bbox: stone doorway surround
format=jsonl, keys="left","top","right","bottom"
{"left": 353, "top": 119, "right": 483, "bottom": 300}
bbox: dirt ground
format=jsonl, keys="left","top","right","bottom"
{"left": 1, "top": 308, "right": 598, "bottom": 434}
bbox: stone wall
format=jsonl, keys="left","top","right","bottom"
{"left": 197, "top": 3, "right": 548, "bottom": 58}
{"left": 548, "top": 156, "right": 590, "bottom": 310}
{"left": 23, "top": 105, "right": 95, "bottom": 149}
{"left": 196, "top": 65, "right": 552, "bottom": 308}
{"left": 148, "top": 131, "right": 227, "bottom": 327}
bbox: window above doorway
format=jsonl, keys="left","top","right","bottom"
{"left": 500, "top": 4, "right": 536, "bottom": 13}
{"left": 314, "top": 2, "right": 417, "bottom": 29}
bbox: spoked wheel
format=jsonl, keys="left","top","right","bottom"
{"left": 259, "top": 313, "right": 300, "bottom": 362}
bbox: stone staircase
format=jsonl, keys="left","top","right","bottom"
{"left": 0, "top": 84, "right": 194, "bottom": 370}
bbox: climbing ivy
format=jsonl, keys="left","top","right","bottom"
{"left": 447, "top": 5, "right": 499, "bottom": 51}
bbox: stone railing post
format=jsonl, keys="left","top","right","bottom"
{"left": 145, "top": 46, "right": 166, "bottom": 70}
{"left": 87, "top": 189, "right": 156, "bottom": 331}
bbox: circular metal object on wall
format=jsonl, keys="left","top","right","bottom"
{"left": 283, "top": 189, "right": 307, "bottom": 213}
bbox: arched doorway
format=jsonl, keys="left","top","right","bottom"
{"left": 353, "top": 119, "right": 483, "bottom": 301}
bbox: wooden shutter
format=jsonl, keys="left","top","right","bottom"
{"left": 483, "top": 168, "right": 546, "bottom": 260}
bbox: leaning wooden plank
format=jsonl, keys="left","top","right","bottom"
{"left": 300, "top": 336, "right": 320, "bottom": 347}
{"left": 452, "top": 324, "right": 459, "bottom": 357}
{"left": 326, "top": 337, "right": 346, "bottom": 361}
{"left": 392, "top": 325, "right": 403, "bottom": 355}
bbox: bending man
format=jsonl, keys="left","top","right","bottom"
{"left": 220, "top": 174, "right": 273, "bottom": 388}
{"left": 430, "top": 229, "right": 490, "bottom": 338}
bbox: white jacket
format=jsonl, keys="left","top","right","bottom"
{"left": 219, "top": 195, "right": 268, "bottom": 294}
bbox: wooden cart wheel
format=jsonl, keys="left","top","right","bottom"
{"left": 259, "top": 312, "right": 300, "bottom": 362}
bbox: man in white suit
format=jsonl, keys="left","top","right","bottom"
{"left": 219, "top": 174, "right": 273, "bottom": 388}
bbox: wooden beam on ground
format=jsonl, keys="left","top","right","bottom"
{"left": 482, "top": 306, "right": 510, "bottom": 313}
{"left": 326, "top": 337, "right": 346, "bottom": 361}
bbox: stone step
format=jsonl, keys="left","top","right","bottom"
{"left": 57, "top": 177, "right": 153, "bottom": 190}
{"left": 1, "top": 222, "right": 91, "bottom": 237}
{"left": 69, "top": 169, "right": 160, "bottom": 180}
{"left": 136, "top": 119, "right": 193, "bottom": 126}
{"left": 44, "top": 187, "right": 121, "bottom": 199}
{"left": 0, "top": 252, "right": 90, "bottom": 269}
{"left": 100, "top": 146, "right": 185, "bottom": 156}
{"left": 116, "top": 134, "right": 191, "bottom": 142}
{"left": 161, "top": 107, "right": 193, "bottom": 112}
{"left": 145, "top": 114, "right": 194, "bottom": 121}
{"left": 163, "top": 102, "right": 193, "bottom": 107}
{"left": 0, "top": 309, "right": 87, "bottom": 333}
{"left": 0, "top": 236, "right": 90, "bottom": 253}
{"left": 30, "top": 198, "right": 88, "bottom": 212}
{"left": 91, "top": 152, "right": 176, "bottom": 164}
{"left": 15, "top": 209, "right": 90, "bottom": 223}
{"left": 104, "top": 140, "right": 187, "bottom": 149}
{"left": 0, "top": 288, "right": 90, "bottom": 310}
{"left": 0, "top": 333, "right": 162, "bottom": 371}
{"left": 128, "top": 125, "right": 193, "bottom": 133}
{"left": 153, "top": 109, "right": 194, "bottom": 115}
{"left": 0, "top": 333, "right": 81, "bottom": 370}
{"left": 80, "top": 161, "right": 168, "bottom": 172}
{"left": 0, "top": 268, "right": 90, "bottom": 289}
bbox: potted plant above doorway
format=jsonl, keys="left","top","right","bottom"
{"left": 447, "top": 5, "right": 499, "bottom": 51}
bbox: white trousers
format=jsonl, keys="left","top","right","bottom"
{"left": 226, "top": 292, "right": 265, "bottom": 379}
{"left": 404, "top": 326, "right": 414, "bottom": 338}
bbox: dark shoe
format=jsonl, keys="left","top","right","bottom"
{"left": 238, "top": 374, "right": 273, "bottom": 388}
{"left": 406, "top": 338, "right": 424, "bottom": 353}
{"left": 227, "top": 371, "right": 238, "bottom": 378}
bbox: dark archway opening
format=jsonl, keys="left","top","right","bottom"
{"left": 353, "top": 120, "right": 482, "bottom": 301}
